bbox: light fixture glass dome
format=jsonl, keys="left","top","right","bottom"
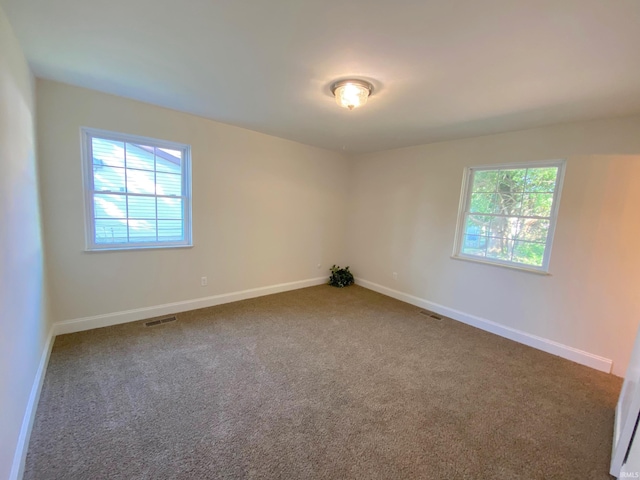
{"left": 331, "top": 80, "right": 373, "bottom": 110}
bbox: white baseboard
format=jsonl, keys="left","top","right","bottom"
{"left": 355, "top": 277, "right": 613, "bottom": 374}
{"left": 12, "top": 277, "right": 327, "bottom": 479}
{"left": 10, "top": 326, "right": 55, "bottom": 480}
{"left": 53, "top": 276, "right": 328, "bottom": 336}
{"left": 9, "top": 276, "right": 611, "bottom": 480}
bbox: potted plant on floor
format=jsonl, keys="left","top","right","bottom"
{"left": 328, "top": 265, "right": 354, "bottom": 288}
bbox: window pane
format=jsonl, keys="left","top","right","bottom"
{"left": 92, "top": 138, "right": 125, "bottom": 168}
{"left": 469, "top": 192, "right": 523, "bottom": 215}
{"left": 497, "top": 169, "right": 526, "bottom": 193}
{"left": 488, "top": 216, "right": 519, "bottom": 240}
{"left": 157, "top": 197, "right": 183, "bottom": 220}
{"left": 125, "top": 143, "right": 155, "bottom": 171}
{"left": 456, "top": 163, "right": 563, "bottom": 270}
{"left": 156, "top": 172, "right": 182, "bottom": 196}
{"left": 517, "top": 219, "right": 550, "bottom": 243}
{"left": 85, "top": 131, "right": 190, "bottom": 249}
{"left": 95, "top": 219, "right": 128, "bottom": 244}
{"left": 462, "top": 235, "right": 486, "bottom": 256}
{"left": 470, "top": 193, "right": 498, "bottom": 214}
{"left": 158, "top": 220, "right": 183, "bottom": 241}
{"left": 156, "top": 148, "right": 182, "bottom": 174}
{"left": 93, "top": 165, "right": 125, "bottom": 192}
{"left": 466, "top": 215, "right": 491, "bottom": 236}
{"left": 525, "top": 167, "right": 558, "bottom": 192}
{"left": 521, "top": 193, "right": 554, "bottom": 217}
{"left": 486, "top": 237, "right": 513, "bottom": 261}
{"left": 472, "top": 170, "right": 499, "bottom": 192}
{"left": 128, "top": 219, "right": 157, "bottom": 242}
{"left": 128, "top": 196, "right": 156, "bottom": 219}
{"left": 512, "top": 241, "right": 546, "bottom": 266}
{"left": 494, "top": 192, "right": 522, "bottom": 216}
{"left": 126, "top": 168, "right": 156, "bottom": 194}
{"left": 94, "top": 194, "right": 126, "bottom": 219}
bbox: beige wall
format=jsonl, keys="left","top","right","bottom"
{"left": 347, "top": 117, "right": 640, "bottom": 377}
{"left": 36, "top": 79, "right": 640, "bottom": 377}
{"left": 0, "top": 6, "right": 51, "bottom": 479}
{"left": 37, "top": 80, "right": 350, "bottom": 322}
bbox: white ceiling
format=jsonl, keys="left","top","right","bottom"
{"left": 3, "top": 0, "right": 640, "bottom": 153}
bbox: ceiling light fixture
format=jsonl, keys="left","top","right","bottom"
{"left": 331, "top": 79, "right": 373, "bottom": 111}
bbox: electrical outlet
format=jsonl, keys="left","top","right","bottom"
{"left": 201, "top": 276, "right": 208, "bottom": 287}
{"left": 393, "top": 272, "right": 398, "bottom": 281}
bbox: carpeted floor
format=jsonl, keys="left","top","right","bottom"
{"left": 25, "top": 285, "right": 621, "bottom": 479}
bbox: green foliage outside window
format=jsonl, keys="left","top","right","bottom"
{"left": 461, "top": 166, "right": 559, "bottom": 267}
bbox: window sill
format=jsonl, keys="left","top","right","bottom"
{"left": 450, "top": 255, "right": 551, "bottom": 276}
{"left": 85, "top": 244, "right": 193, "bottom": 253}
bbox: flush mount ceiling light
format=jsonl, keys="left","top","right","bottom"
{"left": 331, "top": 79, "right": 373, "bottom": 110}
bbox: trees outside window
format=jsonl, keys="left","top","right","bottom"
{"left": 454, "top": 161, "right": 565, "bottom": 272}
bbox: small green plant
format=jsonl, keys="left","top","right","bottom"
{"left": 328, "top": 265, "right": 354, "bottom": 288}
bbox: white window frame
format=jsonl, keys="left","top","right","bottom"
{"left": 81, "top": 127, "right": 193, "bottom": 251}
{"left": 452, "top": 159, "right": 566, "bottom": 274}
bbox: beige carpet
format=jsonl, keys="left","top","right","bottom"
{"left": 25, "top": 285, "right": 621, "bottom": 479}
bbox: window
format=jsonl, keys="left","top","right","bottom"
{"left": 453, "top": 160, "right": 565, "bottom": 273}
{"left": 81, "top": 128, "right": 192, "bottom": 250}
